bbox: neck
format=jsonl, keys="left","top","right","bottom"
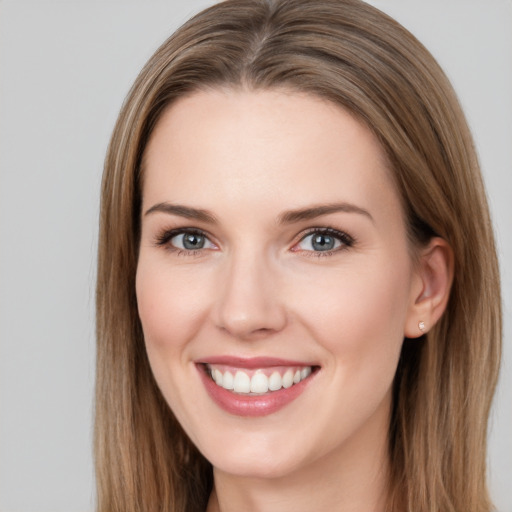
{"left": 206, "top": 409, "right": 391, "bottom": 512}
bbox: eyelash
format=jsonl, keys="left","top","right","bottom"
{"left": 295, "top": 227, "right": 355, "bottom": 258}
{"left": 154, "top": 228, "right": 211, "bottom": 257}
{"left": 153, "top": 226, "right": 355, "bottom": 257}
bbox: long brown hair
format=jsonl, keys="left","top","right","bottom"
{"left": 95, "top": 1, "right": 502, "bottom": 510}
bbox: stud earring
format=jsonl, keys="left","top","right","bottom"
{"left": 418, "top": 321, "right": 426, "bottom": 333}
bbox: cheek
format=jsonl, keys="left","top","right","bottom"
{"left": 135, "top": 261, "right": 209, "bottom": 359}
{"left": 295, "top": 257, "right": 412, "bottom": 378}
{"left": 135, "top": 260, "right": 212, "bottom": 432}
{"left": 290, "top": 259, "right": 412, "bottom": 445}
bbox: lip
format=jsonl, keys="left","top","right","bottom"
{"left": 196, "top": 357, "right": 318, "bottom": 417}
{"left": 198, "top": 355, "right": 314, "bottom": 369}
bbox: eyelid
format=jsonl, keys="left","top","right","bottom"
{"left": 153, "top": 227, "right": 218, "bottom": 252}
{"left": 172, "top": 232, "right": 216, "bottom": 250}
{"left": 291, "top": 227, "right": 355, "bottom": 254}
{"left": 153, "top": 225, "right": 355, "bottom": 256}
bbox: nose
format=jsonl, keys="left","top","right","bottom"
{"left": 213, "top": 251, "right": 287, "bottom": 340}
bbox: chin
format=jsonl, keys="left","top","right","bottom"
{"left": 195, "top": 429, "right": 317, "bottom": 480}
{"left": 209, "top": 451, "right": 303, "bottom": 480}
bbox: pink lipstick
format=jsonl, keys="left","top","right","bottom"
{"left": 196, "top": 357, "right": 318, "bottom": 417}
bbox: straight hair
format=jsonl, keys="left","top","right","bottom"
{"left": 95, "top": 1, "right": 502, "bottom": 510}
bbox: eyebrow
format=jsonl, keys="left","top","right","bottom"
{"left": 144, "top": 201, "right": 373, "bottom": 225}
{"left": 277, "top": 202, "right": 374, "bottom": 224}
{"left": 144, "top": 203, "right": 218, "bottom": 223}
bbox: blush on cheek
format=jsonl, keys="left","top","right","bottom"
{"left": 136, "top": 269, "right": 208, "bottom": 355}
{"left": 306, "top": 264, "right": 410, "bottom": 360}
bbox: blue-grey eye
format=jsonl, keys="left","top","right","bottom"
{"left": 297, "top": 232, "right": 343, "bottom": 252}
{"left": 170, "top": 231, "right": 215, "bottom": 251}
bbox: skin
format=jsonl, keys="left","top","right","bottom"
{"left": 136, "top": 89, "right": 452, "bottom": 512}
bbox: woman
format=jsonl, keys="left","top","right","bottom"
{"left": 95, "top": 0, "right": 502, "bottom": 510}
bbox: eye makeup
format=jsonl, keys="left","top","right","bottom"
{"left": 152, "top": 224, "right": 356, "bottom": 259}
{"left": 153, "top": 227, "right": 217, "bottom": 257}
{"left": 291, "top": 227, "right": 355, "bottom": 258}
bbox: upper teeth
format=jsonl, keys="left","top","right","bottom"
{"left": 208, "top": 366, "right": 312, "bottom": 394}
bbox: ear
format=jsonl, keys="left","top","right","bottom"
{"left": 404, "top": 237, "right": 454, "bottom": 338}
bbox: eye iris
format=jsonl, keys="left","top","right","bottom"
{"left": 312, "top": 234, "right": 335, "bottom": 251}
{"left": 183, "top": 233, "right": 205, "bottom": 250}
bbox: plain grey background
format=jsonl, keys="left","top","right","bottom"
{"left": 0, "top": 1, "right": 510, "bottom": 511}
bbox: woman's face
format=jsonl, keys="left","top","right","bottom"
{"left": 136, "top": 89, "right": 423, "bottom": 479}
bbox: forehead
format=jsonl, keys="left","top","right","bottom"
{"left": 141, "top": 89, "right": 402, "bottom": 226}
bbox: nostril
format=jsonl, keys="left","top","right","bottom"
{"left": 213, "top": 259, "right": 288, "bottom": 337}
{"left": 216, "top": 322, "right": 281, "bottom": 341}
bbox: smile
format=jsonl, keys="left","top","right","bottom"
{"left": 197, "top": 358, "right": 318, "bottom": 417}
{"left": 207, "top": 364, "right": 313, "bottom": 394}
